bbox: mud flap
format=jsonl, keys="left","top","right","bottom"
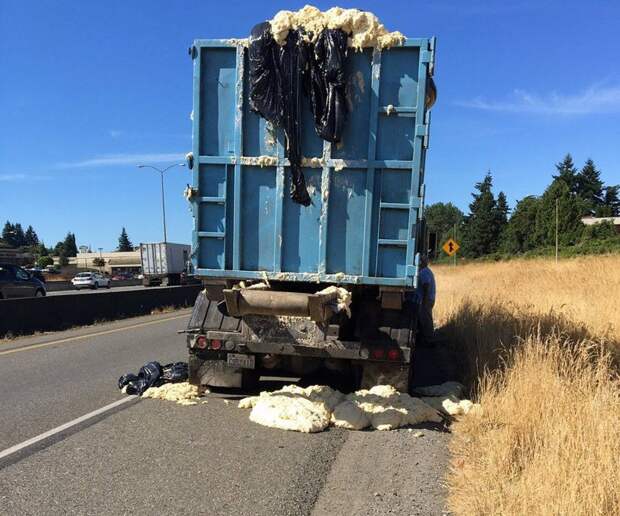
{"left": 188, "top": 353, "right": 242, "bottom": 388}
{"left": 361, "top": 362, "right": 410, "bottom": 393}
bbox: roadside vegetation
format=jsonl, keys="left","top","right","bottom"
{"left": 433, "top": 255, "right": 620, "bottom": 515}
{"left": 426, "top": 154, "right": 620, "bottom": 261}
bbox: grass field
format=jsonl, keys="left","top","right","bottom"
{"left": 433, "top": 255, "right": 620, "bottom": 515}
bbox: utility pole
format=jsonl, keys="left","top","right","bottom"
{"left": 555, "top": 198, "right": 559, "bottom": 264}
{"left": 137, "top": 162, "right": 186, "bottom": 244}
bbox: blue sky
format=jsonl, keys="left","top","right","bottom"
{"left": 1, "top": 0, "right": 619, "bottom": 250}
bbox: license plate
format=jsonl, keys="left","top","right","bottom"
{"left": 226, "top": 353, "right": 255, "bottom": 369}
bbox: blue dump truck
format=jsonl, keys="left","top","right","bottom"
{"left": 184, "top": 32, "right": 436, "bottom": 392}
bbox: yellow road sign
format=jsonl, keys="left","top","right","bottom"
{"left": 442, "top": 238, "right": 460, "bottom": 257}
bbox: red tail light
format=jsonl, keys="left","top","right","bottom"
{"left": 371, "top": 348, "right": 385, "bottom": 360}
{"left": 387, "top": 349, "right": 400, "bottom": 361}
{"left": 210, "top": 339, "right": 222, "bottom": 350}
{"left": 196, "top": 336, "right": 207, "bottom": 349}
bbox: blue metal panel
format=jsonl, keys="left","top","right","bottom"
{"left": 282, "top": 167, "right": 322, "bottom": 272}
{"left": 240, "top": 166, "right": 276, "bottom": 271}
{"left": 191, "top": 38, "right": 434, "bottom": 287}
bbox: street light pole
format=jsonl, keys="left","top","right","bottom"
{"left": 137, "top": 162, "right": 186, "bottom": 244}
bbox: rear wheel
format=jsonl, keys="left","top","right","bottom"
{"left": 35, "top": 289, "right": 45, "bottom": 297}
{"left": 106, "top": 282, "right": 111, "bottom": 289}
{"left": 93, "top": 282, "right": 99, "bottom": 290}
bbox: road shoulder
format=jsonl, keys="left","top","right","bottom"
{"left": 311, "top": 423, "right": 451, "bottom": 516}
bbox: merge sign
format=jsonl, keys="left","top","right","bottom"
{"left": 442, "top": 238, "right": 460, "bottom": 257}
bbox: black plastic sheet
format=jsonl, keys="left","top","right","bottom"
{"left": 305, "top": 29, "right": 348, "bottom": 143}
{"left": 118, "top": 361, "right": 189, "bottom": 396}
{"left": 248, "top": 23, "right": 349, "bottom": 206}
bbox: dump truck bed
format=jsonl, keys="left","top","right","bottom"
{"left": 189, "top": 37, "right": 435, "bottom": 287}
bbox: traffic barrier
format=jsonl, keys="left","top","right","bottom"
{"left": 0, "top": 285, "right": 202, "bottom": 336}
{"left": 44, "top": 279, "right": 143, "bottom": 292}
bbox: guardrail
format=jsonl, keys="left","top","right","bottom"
{"left": 0, "top": 285, "right": 202, "bottom": 337}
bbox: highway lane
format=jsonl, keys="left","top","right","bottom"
{"left": 0, "top": 310, "right": 192, "bottom": 450}
{"left": 0, "top": 310, "right": 451, "bottom": 515}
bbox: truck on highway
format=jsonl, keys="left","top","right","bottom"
{"left": 140, "top": 242, "right": 192, "bottom": 286}
{"left": 184, "top": 30, "right": 436, "bottom": 392}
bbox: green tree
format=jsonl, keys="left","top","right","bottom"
{"left": 461, "top": 172, "right": 502, "bottom": 258}
{"left": 24, "top": 225, "right": 39, "bottom": 247}
{"left": 58, "top": 253, "right": 69, "bottom": 267}
{"left": 36, "top": 256, "right": 54, "bottom": 268}
{"left": 13, "top": 223, "right": 26, "bottom": 247}
{"left": 495, "top": 191, "right": 510, "bottom": 246}
{"left": 502, "top": 196, "right": 541, "bottom": 253}
{"left": 424, "top": 202, "right": 464, "bottom": 254}
{"left": 580, "top": 220, "right": 616, "bottom": 242}
{"left": 535, "top": 180, "right": 587, "bottom": 247}
{"left": 552, "top": 154, "right": 579, "bottom": 194}
{"left": 53, "top": 241, "right": 65, "bottom": 256}
{"left": 596, "top": 185, "right": 620, "bottom": 217}
{"left": 117, "top": 227, "right": 133, "bottom": 252}
{"left": 2, "top": 221, "right": 16, "bottom": 247}
{"left": 92, "top": 257, "right": 106, "bottom": 267}
{"left": 575, "top": 159, "right": 604, "bottom": 214}
{"left": 62, "top": 232, "right": 78, "bottom": 257}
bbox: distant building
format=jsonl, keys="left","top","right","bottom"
{"left": 581, "top": 216, "right": 620, "bottom": 234}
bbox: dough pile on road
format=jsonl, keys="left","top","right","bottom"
{"left": 269, "top": 5, "right": 405, "bottom": 49}
{"left": 142, "top": 382, "right": 205, "bottom": 406}
{"left": 238, "top": 383, "right": 479, "bottom": 433}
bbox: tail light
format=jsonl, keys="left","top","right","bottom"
{"left": 210, "top": 339, "right": 222, "bottom": 350}
{"left": 195, "top": 335, "right": 207, "bottom": 349}
{"left": 387, "top": 349, "right": 400, "bottom": 361}
{"left": 371, "top": 348, "right": 385, "bottom": 360}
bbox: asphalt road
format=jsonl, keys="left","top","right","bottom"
{"left": 0, "top": 310, "right": 451, "bottom": 515}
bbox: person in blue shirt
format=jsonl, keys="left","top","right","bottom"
{"left": 416, "top": 254, "right": 436, "bottom": 346}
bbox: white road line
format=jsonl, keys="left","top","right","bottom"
{"left": 0, "top": 396, "right": 139, "bottom": 461}
{"left": 0, "top": 312, "right": 190, "bottom": 356}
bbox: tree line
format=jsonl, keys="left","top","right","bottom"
{"left": 1, "top": 222, "right": 136, "bottom": 267}
{"left": 426, "top": 154, "right": 620, "bottom": 259}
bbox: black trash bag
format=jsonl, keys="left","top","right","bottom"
{"left": 249, "top": 23, "right": 311, "bottom": 206}
{"left": 161, "top": 362, "right": 188, "bottom": 382}
{"left": 304, "top": 28, "right": 348, "bottom": 143}
{"left": 118, "top": 373, "right": 138, "bottom": 390}
{"left": 248, "top": 21, "right": 284, "bottom": 126}
{"left": 118, "top": 361, "right": 163, "bottom": 396}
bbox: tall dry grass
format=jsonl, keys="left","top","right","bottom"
{"left": 432, "top": 255, "right": 620, "bottom": 515}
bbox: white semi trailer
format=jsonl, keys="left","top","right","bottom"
{"left": 140, "top": 242, "right": 191, "bottom": 286}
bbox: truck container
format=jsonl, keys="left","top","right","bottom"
{"left": 185, "top": 35, "right": 436, "bottom": 391}
{"left": 140, "top": 242, "right": 191, "bottom": 286}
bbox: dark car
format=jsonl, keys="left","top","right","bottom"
{"left": 0, "top": 263, "right": 47, "bottom": 299}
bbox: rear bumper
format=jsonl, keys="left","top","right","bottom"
{"left": 187, "top": 332, "right": 411, "bottom": 363}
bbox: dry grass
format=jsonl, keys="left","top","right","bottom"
{"left": 433, "top": 255, "right": 620, "bottom": 515}
{"left": 435, "top": 254, "right": 619, "bottom": 339}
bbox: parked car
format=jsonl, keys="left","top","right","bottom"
{"left": 0, "top": 263, "right": 47, "bottom": 299}
{"left": 71, "top": 272, "right": 111, "bottom": 290}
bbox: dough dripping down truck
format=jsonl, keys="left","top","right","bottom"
{"left": 183, "top": 8, "right": 437, "bottom": 392}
